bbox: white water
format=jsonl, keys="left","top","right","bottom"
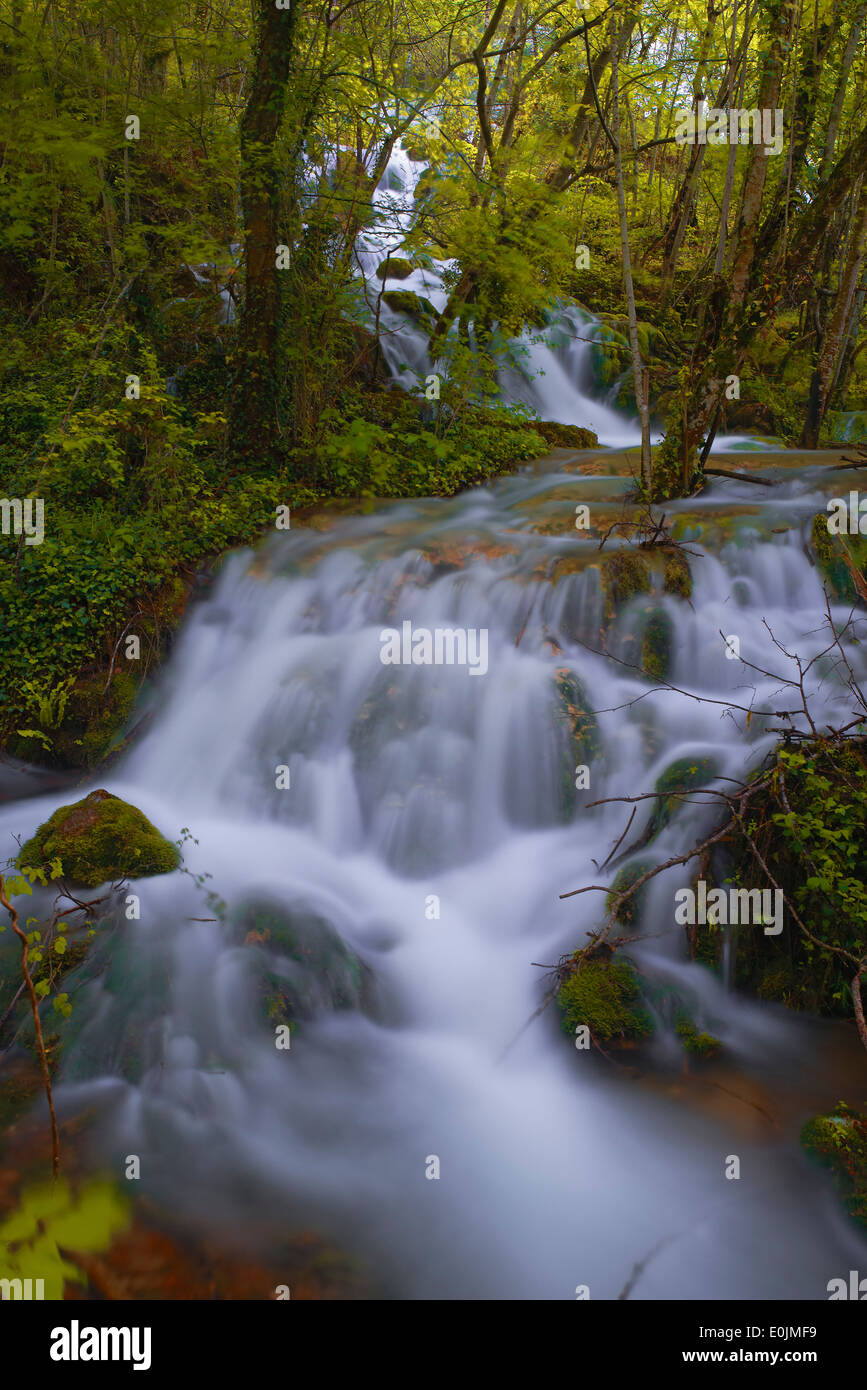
{"left": 357, "top": 145, "right": 752, "bottom": 453}
{"left": 2, "top": 456, "right": 867, "bottom": 1299}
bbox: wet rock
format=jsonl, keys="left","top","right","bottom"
{"left": 232, "top": 898, "right": 373, "bottom": 1034}
{"left": 599, "top": 549, "right": 652, "bottom": 620}
{"left": 646, "top": 754, "right": 720, "bottom": 842}
{"left": 381, "top": 290, "right": 438, "bottom": 324}
{"left": 557, "top": 953, "right": 654, "bottom": 1047}
{"left": 18, "top": 791, "right": 179, "bottom": 887}
{"left": 606, "top": 858, "right": 655, "bottom": 928}
{"left": 639, "top": 606, "right": 674, "bottom": 682}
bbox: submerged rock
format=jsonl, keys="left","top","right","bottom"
{"left": 18, "top": 790, "right": 179, "bottom": 887}
{"left": 232, "top": 898, "right": 373, "bottom": 1035}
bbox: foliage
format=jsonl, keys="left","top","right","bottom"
{"left": 0, "top": 1179, "right": 130, "bottom": 1299}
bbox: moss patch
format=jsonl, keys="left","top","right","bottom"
{"left": 606, "top": 858, "right": 655, "bottom": 928}
{"left": 647, "top": 754, "right": 720, "bottom": 842}
{"left": 663, "top": 549, "right": 692, "bottom": 600}
{"left": 376, "top": 256, "right": 414, "bottom": 280}
{"left": 557, "top": 954, "right": 654, "bottom": 1044}
{"left": 18, "top": 790, "right": 179, "bottom": 887}
{"left": 675, "top": 1013, "right": 722, "bottom": 1059}
{"left": 640, "top": 606, "right": 674, "bottom": 682}
{"left": 600, "top": 549, "right": 652, "bottom": 620}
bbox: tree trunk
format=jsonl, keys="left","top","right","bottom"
{"left": 801, "top": 179, "right": 867, "bottom": 447}
{"left": 610, "top": 16, "right": 651, "bottom": 490}
{"left": 229, "top": 0, "right": 299, "bottom": 473}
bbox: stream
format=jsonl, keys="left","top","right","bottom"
{"left": 3, "top": 443, "right": 867, "bottom": 1299}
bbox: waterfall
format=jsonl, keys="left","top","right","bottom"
{"left": 2, "top": 451, "right": 866, "bottom": 1298}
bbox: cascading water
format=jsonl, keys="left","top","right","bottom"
{"left": 356, "top": 145, "right": 750, "bottom": 452}
{"left": 3, "top": 450, "right": 867, "bottom": 1299}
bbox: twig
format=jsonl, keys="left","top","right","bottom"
{"left": 0, "top": 874, "right": 60, "bottom": 1177}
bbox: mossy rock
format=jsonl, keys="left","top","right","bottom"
{"left": 554, "top": 667, "right": 599, "bottom": 760}
{"left": 647, "top": 754, "right": 720, "bottom": 842}
{"left": 553, "top": 667, "right": 600, "bottom": 819}
{"left": 810, "top": 512, "right": 867, "bottom": 602}
{"left": 599, "top": 549, "right": 652, "bottom": 620}
{"left": 605, "top": 858, "right": 655, "bottom": 928}
{"left": 674, "top": 1013, "right": 722, "bottom": 1059}
{"left": 589, "top": 324, "right": 631, "bottom": 390}
{"left": 381, "top": 290, "right": 437, "bottom": 323}
{"left": 640, "top": 606, "right": 674, "bottom": 682}
{"left": 18, "top": 790, "right": 179, "bottom": 887}
{"left": 376, "top": 256, "right": 414, "bottom": 281}
{"left": 801, "top": 1103, "right": 867, "bottom": 1228}
{"left": 663, "top": 549, "right": 692, "bottom": 600}
{"left": 232, "top": 898, "right": 372, "bottom": 1033}
{"left": 557, "top": 954, "right": 654, "bottom": 1045}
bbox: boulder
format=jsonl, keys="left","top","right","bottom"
{"left": 18, "top": 790, "right": 179, "bottom": 887}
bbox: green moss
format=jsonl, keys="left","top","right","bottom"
{"left": 557, "top": 955, "right": 654, "bottom": 1044}
{"left": 381, "top": 290, "right": 438, "bottom": 322}
{"left": 641, "top": 606, "right": 674, "bottom": 682}
{"left": 532, "top": 421, "right": 599, "bottom": 449}
{"left": 647, "top": 754, "right": 720, "bottom": 841}
{"left": 375, "top": 256, "right": 414, "bottom": 280}
{"left": 18, "top": 789, "right": 179, "bottom": 887}
{"left": 600, "top": 549, "right": 652, "bottom": 620}
{"left": 606, "top": 858, "right": 654, "bottom": 928}
{"left": 674, "top": 1013, "right": 722, "bottom": 1059}
{"left": 663, "top": 549, "right": 692, "bottom": 600}
{"left": 801, "top": 1103, "right": 867, "bottom": 1228}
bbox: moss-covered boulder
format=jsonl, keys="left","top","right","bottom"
{"left": 232, "top": 898, "right": 372, "bottom": 1036}
{"left": 801, "top": 1103, "right": 867, "bottom": 1228}
{"left": 557, "top": 953, "right": 654, "bottom": 1046}
{"left": 376, "top": 256, "right": 414, "bottom": 280}
{"left": 381, "top": 289, "right": 438, "bottom": 324}
{"left": 553, "top": 667, "right": 600, "bottom": 819}
{"left": 18, "top": 790, "right": 179, "bottom": 887}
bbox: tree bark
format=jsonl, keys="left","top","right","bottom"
{"left": 229, "top": 0, "right": 299, "bottom": 473}
{"left": 801, "top": 179, "right": 867, "bottom": 447}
